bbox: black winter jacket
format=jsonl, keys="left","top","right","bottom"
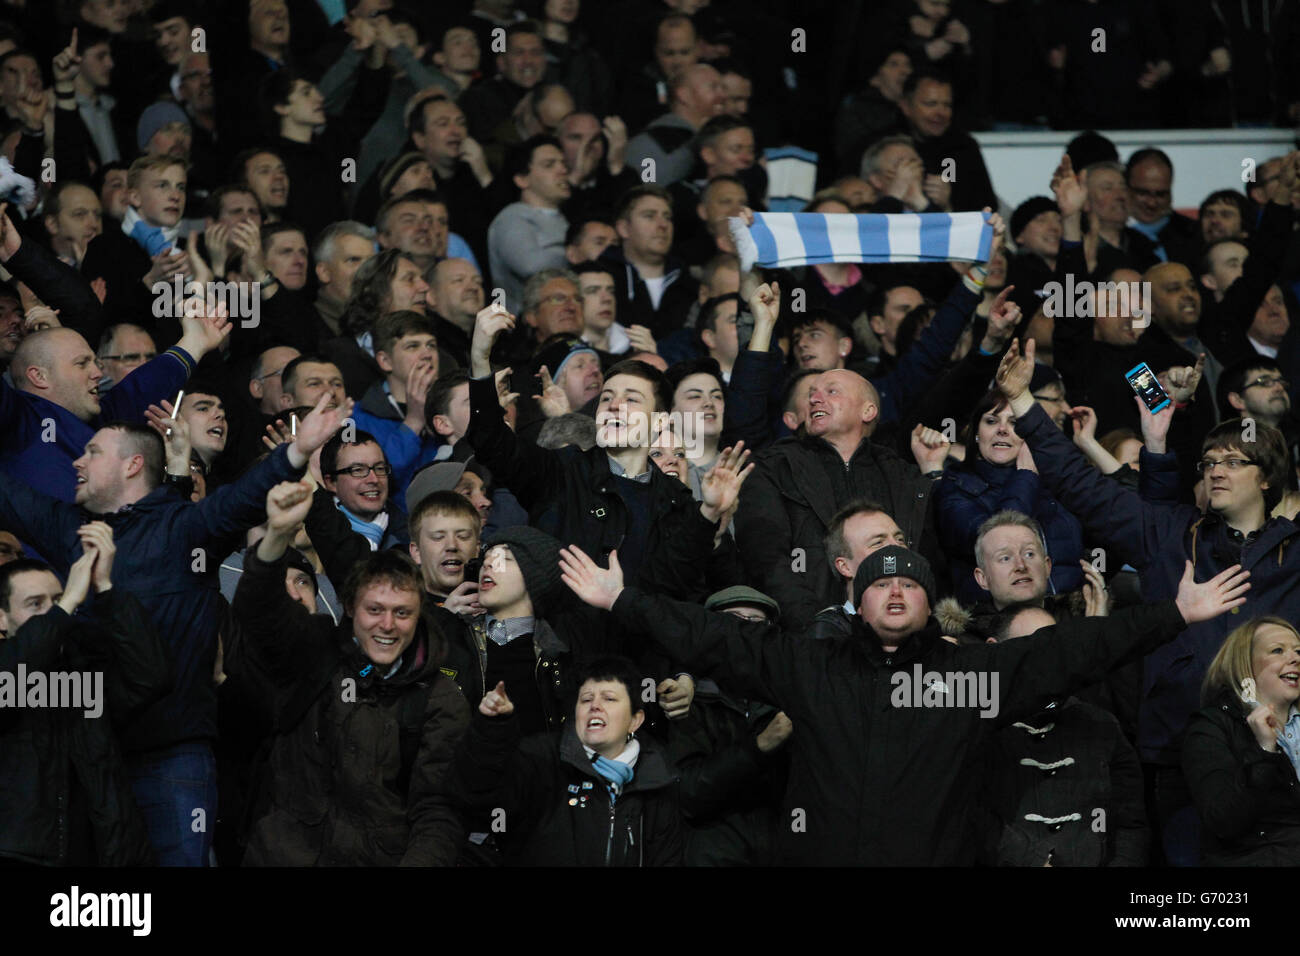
{"left": 1183, "top": 693, "right": 1300, "bottom": 866}
{"left": 0, "top": 591, "right": 171, "bottom": 866}
{"left": 463, "top": 373, "right": 719, "bottom": 599}
{"left": 232, "top": 548, "right": 469, "bottom": 866}
{"left": 734, "top": 433, "right": 940, "bottom": 630}
{"left": 449, "top": 714, "right": 682, "bottom": 866}
{"left": 610, "top": 587, "right": 1190, "bottom": 865}
{"left": 977, "top": 698, "right": 1148, "bottom": 866}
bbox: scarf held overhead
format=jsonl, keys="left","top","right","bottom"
{"left": 729, "top": 211, "right": 993, "bottom": 273}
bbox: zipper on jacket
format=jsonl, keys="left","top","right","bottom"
{"left": 605, "top": 799, "right": 616, "bottom": 866}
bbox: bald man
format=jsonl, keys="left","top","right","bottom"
{"left": 1, "top": 324, "right": 213, "bottom": 503}
{"left": 626, "top": 63, "right": 726, "bottom": 186}
{"left": 734, "top": 367, "right": 946, "bottom": 629}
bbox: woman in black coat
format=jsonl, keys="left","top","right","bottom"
{"left": 1183, "top": 615, "right": 1300, "bottom": 865}
{"left": 450, "top": 655, "right": 682, "bottom": 866}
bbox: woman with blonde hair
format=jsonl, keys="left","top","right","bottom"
{"left": 1182, "top": 616, "right": 1300, "bottom": 864}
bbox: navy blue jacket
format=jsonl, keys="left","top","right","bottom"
{"left": 1014, "top": 401, "right": 1300, "bottom": 765}
{"left": 935, "top": 456, "right": 1085, "bottom": 603}
{"left": 0, "top": 444, "right": 303, "bottom": 754}
{"left": 0, "top": 347, "right": 195, "bottom": 504}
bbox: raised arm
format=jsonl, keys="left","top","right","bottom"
{"left": 464, "top": 305, "right": 566, "bottom": 511}
{"left": 561, "top": 545, "right": 803, "bottom": 706}
{"left": 991, "top": 562, "right": 1249, "bottom": 723}
{"left": 0, "top": 202, "right": 104, "bottom": 344}
{"left": 997, "top": 338, "right": 1188, "bottom": 570}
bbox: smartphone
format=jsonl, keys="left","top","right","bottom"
{"left": 463, "top": 556, "right": 483, "bottom": 585}
{"left": 1125, "top": 362, "right": 1170, "bottom": 414}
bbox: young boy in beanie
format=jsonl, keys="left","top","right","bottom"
{"left": 473, "top": 526, "right": 569, "bottom": 737}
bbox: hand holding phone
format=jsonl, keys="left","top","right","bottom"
{"left": 1125, "top": 362, "right": 1170, "bottom": 414}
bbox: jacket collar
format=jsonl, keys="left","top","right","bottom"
{"left": 558, "top": 723, "right": 675, "bottom": 791}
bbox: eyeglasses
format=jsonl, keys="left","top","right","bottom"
{"left": 1242, "top": 376, "right": 1288, "bottom": 391}
{"left": 254, "top": 364, "right": 288, "bottom": 381}
{"left": 1195, "top": 457, "right": 1256, "bottom": 475}
{"left": 100, "top": 352, "right": 157, "bottom": 363}
{"left": 542, "top": 292, "right": 581, "bottom": 306}
{"left": 331, "top": 463, "right": 393, "bottom": 479}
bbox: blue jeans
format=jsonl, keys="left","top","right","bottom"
{"left": 126, "top": 743, "right": 217, "bottom": 867}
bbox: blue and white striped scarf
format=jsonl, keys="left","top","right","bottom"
{"left": 729, "top": 211, "right": 993, "bottom": 273}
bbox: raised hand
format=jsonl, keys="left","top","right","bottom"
{"left": 922, "top": 174, "right": 952, "bottom": 210}
{"left": 1136, "top": 394, "right": 1173, "bottom": 453}
{"left": 625, "top": 324, "right": 657, "bottom": 354}
{"left": 53, "top": 28, "right": 81, "bottom": 86}
{"left": 24, "top": 305, "right": 60, "bottom": 332}
{"left": 290, "top": 390, "right": 355, "bottom": 460}
{"left": 910, "top": 423, "right": 951, "bottom": 474}
{"left": 230, "top": 220, "right": 265, "bottom": 278}
{"left": 265, "top": 480, "right": 313, "bottom": 534}
{"left": 700, "top": 441, "right": 754, "bottom": 522}
{"left": 559, "top": 545, "right": 625, "bottom": 611}
{"left": 177, "top": 298, "right": 232, "bottom": 358}
{"left": 1080, "top": 560, "right": 1109, "bottom": 617}
{"left": 443, "top": 579, "right": 484, "bottom": 617}
{"left": 480, "top": 680, "right": 514, "bottom": 717}
{"left": 470, "top": 303, "right": 515, "bottom": 376}
{"left": 1160, "top": 354, "right": 1205, "bottom": 404}
{"left": 1174, "top": 562, "right": 1250, "bottom": 625}
{"left": 748, "top": 281, "right": 780, "bottom": 328}
{"left": 986, "top": 284, "right": 1020, "bottom": 341}
{"left": 0, "top": 202, "right": 20, "bottom": 260}
{"left": 57, "top": 547, "right": 96, "bottom": 614}
{"left": 142, "top": 248, "right": 189, "bottom": 288}
{"left": 403, "top": 360, "right": 438, "bottom": 432}
{"left": 657, "top": 674, "right": 694, "bottom": 720}
{"left": 494, "top": 366, "right": 519, "bottom": 411}
{"left": 1247, "top": 704, "right": 1282, "bottom": 752}
{"left": 77, "top": 520, "right": 115, "bottom": 592}
{"left": 1050, "top": 154, "right": 1086, "bottom": 219}
{"left": 1069, "top": 405, "right": 1099, "bottom": 446}
{"left": 144, "top": 400, "right": 192, "bottom": 471}
{"left": 534, "top": 365, "right": 571, "bottom": 418}
{"left": 994, "top": 337, "right": 1036, "bottom": 403}
{"left": 603, "top": 115, "right": 628, "bottom": 172}
{"left": 203, "top": 221, "right": 230, "bottom": 275}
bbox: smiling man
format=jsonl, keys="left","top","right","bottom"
{"left": 997, "top": 336, "right": 1300, "bottom": 866}
{"left": 320, "top": 430, "right": 398, "bottom": 551}
{"left": 467, "top": 303, "right": 737, "bottom": 593}
{"left": 735, "top": 368, "right": 945, "bottom": 629}
{"left": 234, "top": 481, "right": 467, "bottom": 867}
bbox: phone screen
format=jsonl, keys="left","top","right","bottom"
{"left": 1125, "top": 362, "right": 1170, "bottom": 414}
